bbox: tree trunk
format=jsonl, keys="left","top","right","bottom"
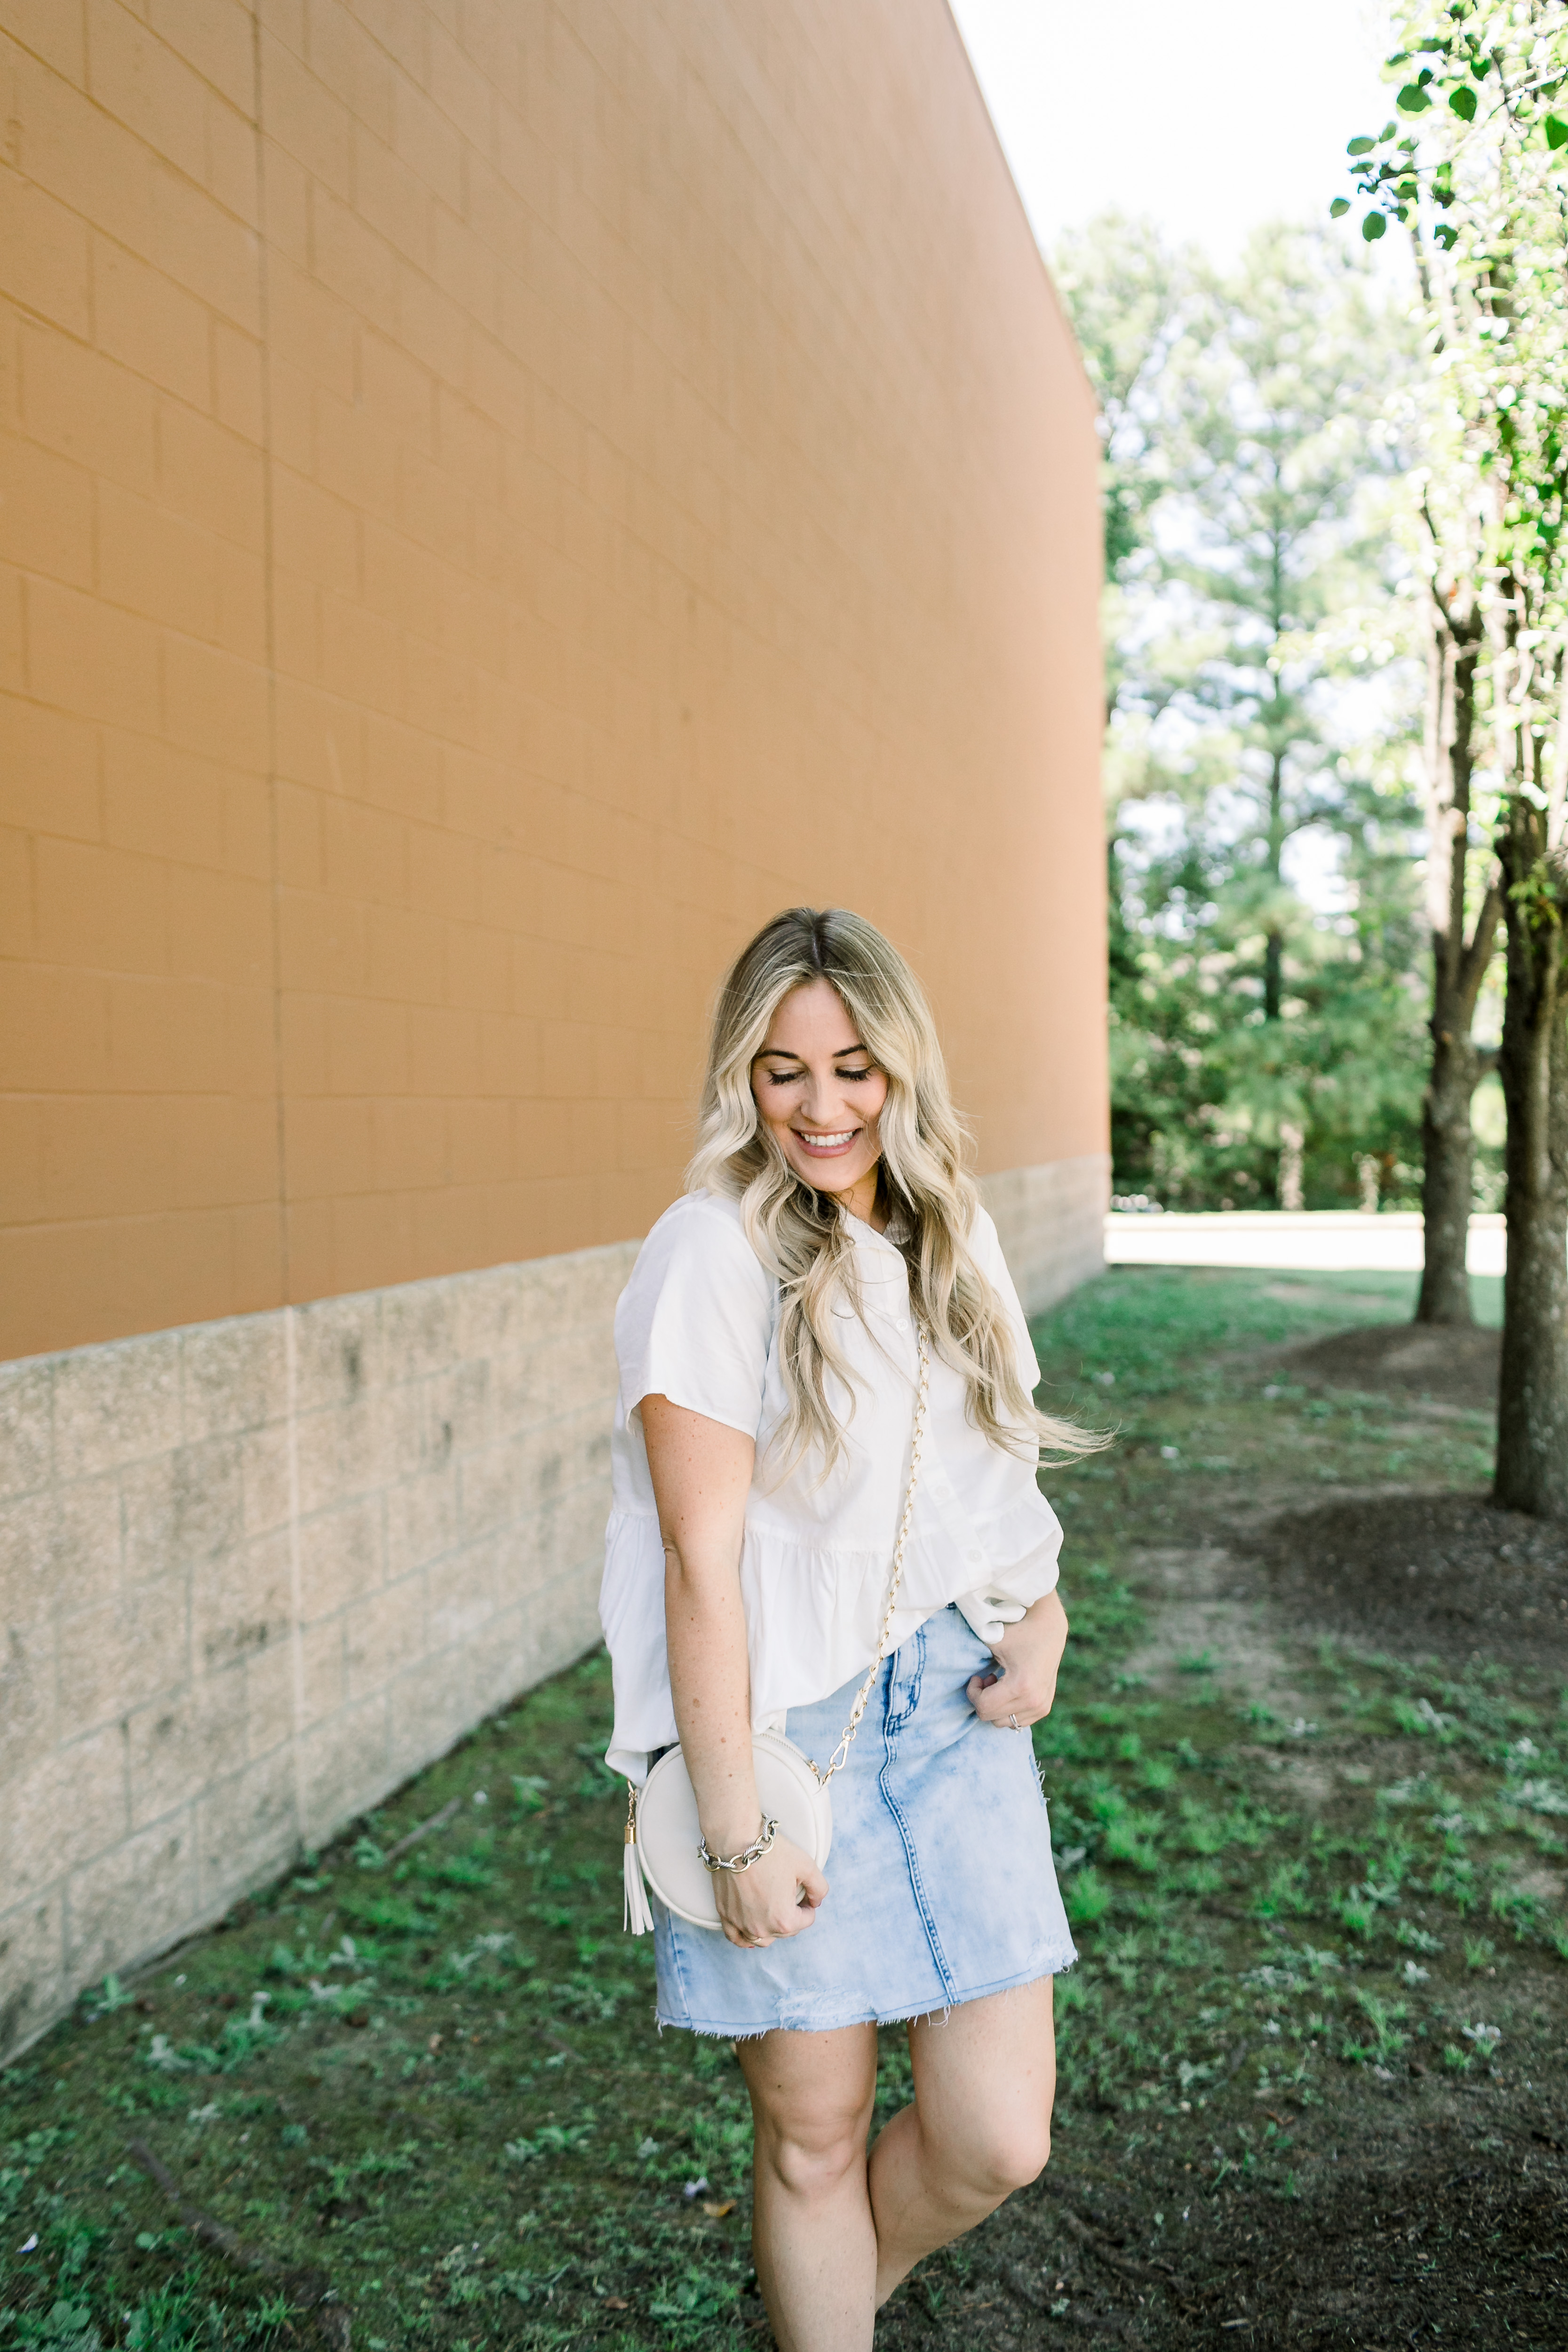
{"left": 1415, "top": 585, "right": 1497, "bottom": 1327}
{"left": 1263, "top": 743, "right": 1286, "bottom": 1024}
{"left": 1278, "top": 1123, "right": 1304, "bottom": 1211}
{"left": 1493, "top": 806, "right": 1568, "bottom": 1519}
{"left": 1417, "top": 1027, "right": 1491, "bottom": 1323}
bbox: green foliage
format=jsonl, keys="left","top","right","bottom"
{"left": 1340, "top": 7, "right": 1568, "bottom": 1396}
{"left": 1341, "top": 10, "right": 1568, "bottom": 831}
{"left": 1057, "top": 218, "right": 1429, "bottom": 1208}
{"left": 1051, "top": 211, "right": 1195, "bottom": 583}
{"left": 9, "top": 2304, "right": 103, "bottom": 2351}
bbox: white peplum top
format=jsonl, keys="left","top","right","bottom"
{"left": 598, "top": 1188, "right": 1065, "bottom": 1782}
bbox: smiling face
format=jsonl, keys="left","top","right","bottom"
{"left": 751, "top": 978, "right": 889, "bottom": 1214}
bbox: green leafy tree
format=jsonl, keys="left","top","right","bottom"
{"left": 1163, "top": 230, "right": 1415, "bottom": 1036}
{"left": 1343, "top": 0, "right": 1568, "bottom": 1516}
{"left": 1109, "top": 741, "right": 1427, "bottom": 1210}
{"left": 1061, "top": 222, "right": 1428, "bottom": 1209}
{"left": 1051, "top": 212, "right": 1196, "bottom": 587}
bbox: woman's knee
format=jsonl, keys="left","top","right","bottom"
{"left": 946, "top": 2111, "right": 1052, "bottom": 2201}
{"left": 751, "top": 2088, "right": 875, "bottom": 2199}
{"left": 760, "top": 2121, "right": 869, "bottom": 2200}
{"left": 741, "top": 2026, "right": 877, "bottom": 2200}
{"left": 993, "top": 2114, "right": 1052, "bottom": 2193}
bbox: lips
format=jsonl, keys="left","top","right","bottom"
{"left": 794, "top": 1129, "right": 859, "bottom": 1155}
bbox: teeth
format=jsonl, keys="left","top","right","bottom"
{"left": 798, "top": 1131, "right": 854, "bottom": 1148}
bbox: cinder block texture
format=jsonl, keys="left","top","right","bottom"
{"left": 983, "top": 1155, "right": 1111, "bottom": 1318}
{"left": 0, "top": 1237, "right": 631, "bottom": 2059}
{"left": 0, "top": 0, "right": 1107, "bottom": 1362}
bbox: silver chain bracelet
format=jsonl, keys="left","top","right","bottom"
{"left": 698, "top": 1815, "right": 779, "bottom": 1875}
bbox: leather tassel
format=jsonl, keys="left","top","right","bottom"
{"left": 623, "top": 1795, "right": 654, "bottom": 1936}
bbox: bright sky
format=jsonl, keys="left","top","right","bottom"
{"left": 947, "top": 0, "right": 1397, "bottom": 259}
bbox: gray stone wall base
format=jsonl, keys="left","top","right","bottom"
{"left": 983, "top": 1153, "right": 1109, "bottom": 1315}
{"left": 1, "top": 1157, "right": 1103, "bottom": 2058}
{"left": 0, "top": 1240, "right": 636, "bottom": 2062}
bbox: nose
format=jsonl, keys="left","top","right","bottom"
{"left": 799, "top": 1074, "right": 845, "bottom": 1130}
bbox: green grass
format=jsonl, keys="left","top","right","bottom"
{"left": 1, "top": 1266, "right": 1559, "bottom": 2348}
{"left": 1039, "top": 1265, "right": 1425, "bottom": 1404}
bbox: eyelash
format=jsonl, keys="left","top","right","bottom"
{"left": 764, "top": 1067, "right": 873, "bottom": 1086}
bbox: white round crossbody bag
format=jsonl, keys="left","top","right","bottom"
{"left": 623, "top": 1330, "right": 931, "bottom": 1934}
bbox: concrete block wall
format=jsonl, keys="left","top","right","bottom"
{"left": 0, "top": 0, "right": 1107, "bottom": 1366}
{"left": 0, "top": 1235, "right": 632, "bottom": 2060}
{"left": 984, "top": 1154, "right": 1110, "bottom": 1317}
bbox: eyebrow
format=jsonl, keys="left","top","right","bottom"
{"left": 755, "top": 1045, "right": 870, "bottom": 1060}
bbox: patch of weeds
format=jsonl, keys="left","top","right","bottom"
{"left": 646, "top": 2257, "right": 746, "bottom": 2346}
{"left": 9, "top": 2300, "right": 103, "bottom": 2350}
{"left": 1063, "top": 1867, "right": 1114, "bottom": 1926}
{"left": 1343, "top": 1990, "right": 1409, "bottom": 2066}
{"left": 503, "top": 2120, "right": 597, "bottom": 2164}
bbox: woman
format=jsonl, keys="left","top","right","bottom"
{"left": 599, "top": 907, "right": 1089, "bottom": 2352}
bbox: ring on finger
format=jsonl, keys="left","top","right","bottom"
{"left": 1008, "top": 1712, "right": 1021, "bottom": 1731}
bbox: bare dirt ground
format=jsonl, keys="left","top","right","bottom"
{"left": 1242, "top": 1489, "right": 1568, "bottom": 1678}
{"left": 877, "top": 1530, "right": 1568, "bottom": 2350}
{"left": 1239, "top": 1317, "right": 1568, "bottom": 1676}
{"left": 1265, "top": 1319, "right": 1503, "bottom": 1418}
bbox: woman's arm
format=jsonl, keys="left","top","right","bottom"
{"left": 965, "top": 1589, "right": 1068, "bottom": 1728}
{"left": 640, "top": 1394, "right": 828, "bottom": 1947}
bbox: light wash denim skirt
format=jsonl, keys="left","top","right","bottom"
{"left": 652, "top": 1604, "right": 1077, "bottom": 2036}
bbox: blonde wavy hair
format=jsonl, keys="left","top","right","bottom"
{"left": 686, "top": 907, "right": 1102, "bottom": 1478}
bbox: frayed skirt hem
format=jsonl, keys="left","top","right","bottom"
{"left": 653, "top": 1943, "right": 1077, "bottom": 2041}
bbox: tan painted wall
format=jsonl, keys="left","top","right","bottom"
{"left": 0, "top": 0, "right": 1106, "bottom": 1365}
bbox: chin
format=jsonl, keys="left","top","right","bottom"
{"left": 794, "top": 1155, "right": 872, "bottom": 1193}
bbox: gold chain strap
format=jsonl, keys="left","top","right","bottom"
{"left": 813, "top": 1327, "right": 931, "bottom": 1789}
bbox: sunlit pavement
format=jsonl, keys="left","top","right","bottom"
{"left": 1104, "top": 1210, "right": 1509, "bottom": 1275}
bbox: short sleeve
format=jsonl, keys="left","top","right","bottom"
{"left": 970, "top": 1207, "right": 1043, "bottom": 1392}
{"left": 614, "top": 1195, "right": 774, "bottom": 1439}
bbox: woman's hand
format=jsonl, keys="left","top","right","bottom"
{"left": 966, "top": 1589, "right": 1068, "bottom": 1729}
{"left": 712, "top": 1836, "right": 828, "bottom": 1949}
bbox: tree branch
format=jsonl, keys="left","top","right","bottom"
{"left": 1458, "top": 879, "right": 1506, "bottom": 1019}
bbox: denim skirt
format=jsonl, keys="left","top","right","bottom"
{"left": 652, "top": 1604, "right": 1077, "bottom": 2036}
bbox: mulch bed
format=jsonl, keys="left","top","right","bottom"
{"left": 1083, "top": 2115, "right": 1565, "bottom": 2347}
{"left": 1230, "top": 1318, "right": 1568, "bottom": 1676}
{"left": 1270, "top": 1319, "right": 1502, "bottom": 1416}
{"left": 876, "top": 2106, "right": 1568, "bottom": 2348}
{"left": 1238, "top": 1489, "right": 1568, "bottom": 1676}
{"left": 1182, "top": 2133, "right": 1568, "bottom": 2347}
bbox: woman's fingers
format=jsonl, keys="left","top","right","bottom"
{"left": 966, "top": 1669, "right": 1043, "bottom": 1726}
{"left": 795, "top": 1857, "right": 828, "bottom": 1910}
{"left": 968, "top": 1667, "right": 1013, "bottom": 1717}
{"left": 715, "top": 1840, "right": 826, "bottom": 1947}
{"left": 976, "top": 1596, "right": 1068, "bottom": 1726}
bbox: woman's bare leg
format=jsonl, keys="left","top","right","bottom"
{"left": 736, "top": 2023, "right": 880, "bottom": 2352}
{"left": 868, "top": 1975, "right": 1056, "bottom": 2304}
